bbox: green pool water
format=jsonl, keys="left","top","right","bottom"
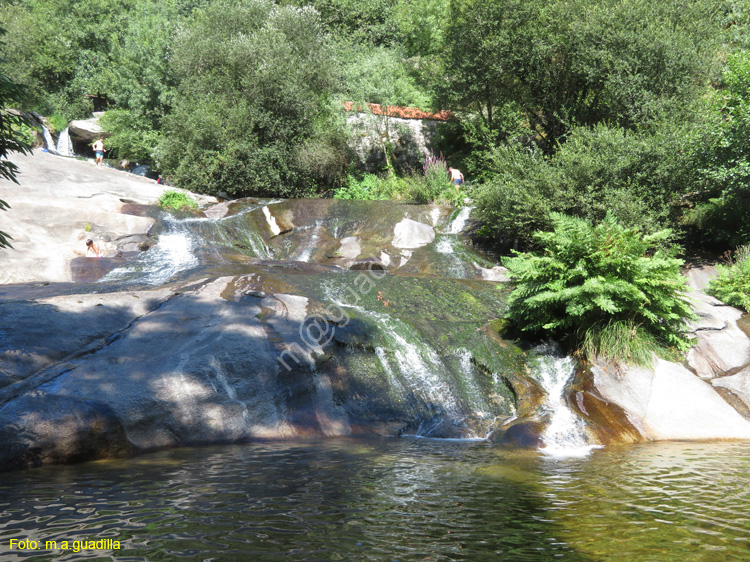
{"left": 1, "top": 439, "right": 748, "bottom": 561}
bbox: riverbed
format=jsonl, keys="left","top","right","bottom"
{"left": 2, "top": 438, "right": 749, "bottom": 561}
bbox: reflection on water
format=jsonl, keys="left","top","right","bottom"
{"left": 1, "top": 440, "right": 749, "bottom": 561}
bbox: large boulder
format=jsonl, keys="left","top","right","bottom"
{"left": 392, "top": 218, "right": 436, "bottom": 249}
{"left": 0, "top": 392, "right": 133, "bottom": 471}
{"left": 68, "top": 113, "right": 105, "bottom": 142}
{"left": 586, "top": 358, "right": 750, "bottom": 441}
{"left": 0, "top": 150, "right": 215, "bottom": 283}
{"left": 0, "top": 270, "right": 527, "bottom": 470}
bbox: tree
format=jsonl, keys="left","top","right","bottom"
{"left": 0, "top": 26, "right": 31, "bottom": 248}
{"left": 442, "top": 0, "right": 721, "bottom": 149}
{"left": 156, "top": 0, "right": 344, "bottom": 197}
{"left": 686, "top": 50, "right": 750, "bottom": 248}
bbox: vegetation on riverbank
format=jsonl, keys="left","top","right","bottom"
{"left": 2, "top": 0, "right": 749, "bottom": 360}
{"left": 502, "top": 214, "right": 696, "bottom": 364}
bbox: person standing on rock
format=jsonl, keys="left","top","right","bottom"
{"left": 86, "top": 239, "right": 101, "bottom": 257}
{"left": 92, "top": 137, "right": 106, "bottom": 167}
{"left": 448, "top": 167, "right": 464, "bottom": 193}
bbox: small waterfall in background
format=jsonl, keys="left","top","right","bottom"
{"left": 532, "top": 343, "right": 599, "bottom": 457}
{"left": 55, "top": 127, "right": 74, "bottom": 156}
{"left": 41, "top": 126, "right": 56, "bottom": 153}
{"left": 434, "top": 206, "right": 475, "bottom": 277}
{"left": 445, "top": 205, "right": 474, "bottom": 235}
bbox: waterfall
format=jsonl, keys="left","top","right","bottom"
{"left": 55, "top": 127, "right": 74, "bottom": 156}
{"left": 296, "top": 221, "right": 322, "bottom": 262}
{"left": 532, "top": 343, "right": 598, "bottom": 457}
{"left": 324, "top": 284, "right": 495, "bottom": 438}
{"left": 100, "top": 216, "right": 199, "bottom": 285}
{"left": 42, "top": 126, "right": 56, "bottom": 153}
{"left": 445, "top": 206, "right": 473, "bottom": 235}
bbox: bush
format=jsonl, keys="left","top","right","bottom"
{"left": 333, "top": 174, "right": 390, "bottom": 200}
{"left": 706, "top": 245, "right": 750, "bottom": 312}
{"left": 502, "top": 213, "right": 696, "bottom": 364}
{"left": 474, "top": 122, "right": 695, "bottom": 250}
{"left": 158, "top": 190, "right": 198, "bottom": 211}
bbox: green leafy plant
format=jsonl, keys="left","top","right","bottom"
{"left": 706, "top": 245, "right": 750, "bottom": 312}
{"left": 333, "top": 173, "right": 390, "bottom": 200}
{"left": 502, "top": 213, "right": 696, "bottom": 365}
{"left": 48, "top": 113, "right": 68, "bottom": 134}
{"left": 158, "top": 190, "right": 198, "bottom": 211}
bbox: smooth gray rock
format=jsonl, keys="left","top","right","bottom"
{"left": 68, "top": 115, "right": 105, "bottom": 142}
{"left": 712, "top": 367, "right": 750, "bottom": 411}
{"left": 591, "top": 358, "right": 750, "bottom": 440}
{"left": 0, "top": 288, "right": 173, "bottom": 384}
{"left": 686, "top": 294, "right": 750, "bottom": 379}
{"left": 0, "top": 392, "right": 133, "bottom": 471}
{"left": 0, "top": 150, "right": 215, "bottom": 283}
{"left": 392, "top": 218, "right": 435, "bottom": 249}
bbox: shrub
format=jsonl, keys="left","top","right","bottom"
{"left": 158, "top": 190, "right": 198, "bottom": 211}
{"left": 706, "top": 245, "right": 750, "bottom": 312}
{"left": 502, "top": 213, "right": 696, "bottom": 364}
{"left": 333, "top": 174, "right": 390, "bottom": 200}
{"left": 474, "top": 122, "right": 694, "bottom": 251}
{"left": 419, "top": 150, "right": 449, "bottom": 202}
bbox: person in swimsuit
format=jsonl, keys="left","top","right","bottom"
{"left": 92, "top": 137, "right": 106, "bottom": 167}
{"left": 448, "top": 167, "right": 464, "bottom": 193}
{"left": 86, "top": 239, "right": 101, "bottom": 257}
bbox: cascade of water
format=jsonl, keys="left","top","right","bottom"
{"left": 55, "top": 127, "right": 74, "bottom": 156}
{"left": 532, "top": 343, "right": 599, "bottom": 457}
{"left": 100, "top": 215, "right": 199, "bottom": 285}
{"left": 296, "top": 221, "right": 322, "bottom": 262}
{"left": 445, "top": 206, "right": 474, "bottom": 235}
{"left": 42, "top": 126, "right": 56, "bottom": 153}
{"left": 324, "top": 284, "right": 494, "bottom": 438}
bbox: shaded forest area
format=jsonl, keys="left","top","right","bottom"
{"left": 2, "top": 0, "right": 750, "bottom": 253}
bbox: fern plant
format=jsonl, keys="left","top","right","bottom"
{"left": 502, "top": 212, "right": 696, "bottom": 364}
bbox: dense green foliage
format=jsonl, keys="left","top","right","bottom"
{"left": 474, "top": 121, "right": 695, "bottom": 247}
{"left": 334, "top": 151, "right": 461, "bottom": 204}
{"left": 707, "top": 245, "right": 750, "bottom": 312}
{"left": 153, "top": 0, "right": 345, "bottom": 197}
{"left": 684, "top": 51, "right": 750, "bottom": 249}
{"left": 502, "top": 214, "right": 695, "bottom": 363}
{"left": 0, "top": 26, "right": 32, "bottom": 249}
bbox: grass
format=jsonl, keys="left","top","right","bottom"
{"left": 579, "top": 320, "right": 669, "bottom": 367}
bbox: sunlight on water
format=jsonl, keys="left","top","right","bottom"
{"left": 2, "top": 440, "right": 750, "bottom": 562}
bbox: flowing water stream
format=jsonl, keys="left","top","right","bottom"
{"left": 1, "top": 439, "right": 749, "bottom": 561}
{"left": 55, "top": 127, "right": 74, "bottom": 157}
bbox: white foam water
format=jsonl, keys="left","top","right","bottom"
{"left": 55, "top": 127, "right": 74, "bottom": 156}
{"left": 532, "top": 343, "right": 600, "bottom": 458}
{"left": 445, "top": 206, "right": 473, "bottom": 235}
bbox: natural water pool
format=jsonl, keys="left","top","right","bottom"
{"left": 1, "top": 439, "right": 749, "bottom": 561}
